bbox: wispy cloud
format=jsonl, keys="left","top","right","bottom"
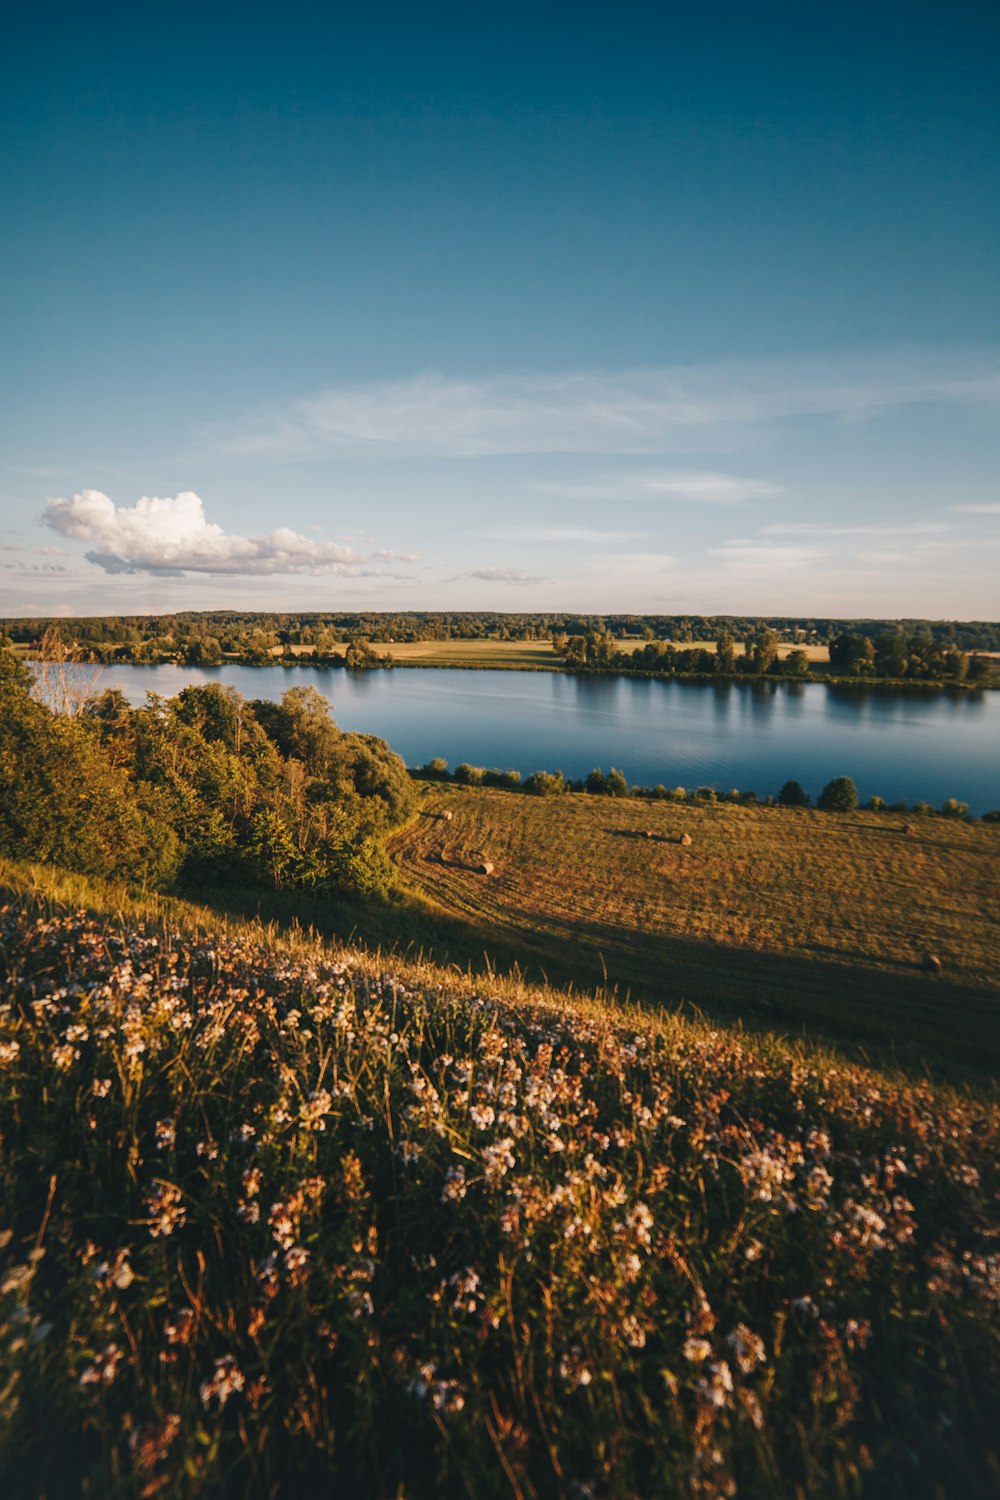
{"left": 708, "top": 541, "right": 822, "bottom": 573}
{"left": 449, "top": 567, "right": 546, "bottom": 585}
{"left": 486, "top": 526, "right": 652, "bottom": 542}
{"left": 533, "top": 471, "right": 781, "bottom": 504}
{"left": 42, "top": 490, "right": 412, "bottom": 577}
{"left": 200, "top": 351, "right": 1000, "bottom": 460}
{"left": 949, "top": 502, "right": 1000, "bottom": 514}
{"left": 761, "top": 521, "right": 949, "bottom": 537}
{"left": 582, "top": 550, "right": 676, "bottom": 575}
{"left": 0, "top": 542, "right": 68, "bottom": 555}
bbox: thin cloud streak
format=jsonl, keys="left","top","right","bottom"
{"left": 486, "top": 526, "right": 652, "bottom": 542}
{"left": 446, "top": 567, "right": 547, "bottom": 585}
{"left": 200, "top": 350, "right": 1000, "bottom": 460}
{"left": 709, "top": 541, "right": 823, "bottom": 572}
{"left": 761, "top": 521, "right": 949, "bottom": 537}
{"left": 533, "top": 471, "right": 781, "bottom": 504}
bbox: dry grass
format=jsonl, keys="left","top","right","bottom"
{"left": 390, "top": 788, "right": 1000, "bottom": 1077}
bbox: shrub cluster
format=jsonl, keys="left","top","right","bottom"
{"left": 418, "top": 757, "right": 992, "bottom": 820}
{"left": 0, "top": 650, "right": 414, "bottom": 898}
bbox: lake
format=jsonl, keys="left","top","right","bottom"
{"left": 89, "top": 664, "right": 1000, "bottom": 814}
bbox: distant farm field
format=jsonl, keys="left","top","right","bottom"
{"left": 389, "top": 787, "right": 1000, "bottom": 1077}
{"left": 270, "top": 638, "right": 830, "bottom": 667}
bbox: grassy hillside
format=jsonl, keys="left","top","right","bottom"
{"left": 389, "top": 787, "right": 1000, "bottom": 1079}
{"left": 0, "top": 859, "right": 997, "bottom": 1498}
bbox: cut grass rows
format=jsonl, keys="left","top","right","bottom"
{"left": 389, "top": 786, "right": 1000, "bottom": 1080}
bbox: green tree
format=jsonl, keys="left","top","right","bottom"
{"left": 716, "top": 631, "right": 737, "bottom": 673}
{"left": 524, "top": 770, "right": 567, "bottom": 796}
{"left": 829, "top": 633, "right": 875, "bottom": 675}
{"left": 874, "top": 630, "right": 908, "bottom": 677}
{"left": 817, "top": 776, "right": 858, "bottom": 812}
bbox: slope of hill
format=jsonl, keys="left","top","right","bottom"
{"left": 0, "top": 860, "right": 997, "bottom": 1497}
{"left": 389, "top": 786, "right": 1000, "bottom": 1078}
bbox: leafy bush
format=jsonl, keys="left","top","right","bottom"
{"left": 817, "top": 776, "right": 858, "bottom": 813}
{"left": 0, "top": 650, "right": 413, "bottom": 900}
{"left": 523, "top": 770, "right": 567, "bottom": 796}
{"left": 482, "top": 768, "right": 521, "bottom": 789}
{"left": 940, "top": 798, "right": 969, "bottom": 819}
{"left": 777, "top": 780, "right": 810, "bottom": 808}
{"left": 454, "top": 763, "right": 486, "bottom": 786}
{"left": 604, "top": 768, "right": 629, "bottom": 798}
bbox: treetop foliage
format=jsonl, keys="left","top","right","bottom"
{"left": 0, "top": 650, "right": 414, "bottom": 897}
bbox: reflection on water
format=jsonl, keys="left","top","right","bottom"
{"left": 92, "top": 665, "right": 1000, "bottom": 813}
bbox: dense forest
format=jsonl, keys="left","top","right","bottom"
{"left": 0, "top": 649, "right": 414, "bottom": 897}
{"left": 3, "top": 610, "right": 999, "bottom": 663}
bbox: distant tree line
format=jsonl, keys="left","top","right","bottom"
{"left": 3, "top": 611, "right": 999, "bottom": 663}
{"left": 825, "top": 626, "right": 988, "bottom": 681}
{"left": 0, "top": 648, "right": 415, "bottom": 896}
{"left": 554, "top": 625, "right": 992, "bottom": 684}
{"left": 418, "top": 759, "right": 996, "bottom": 820}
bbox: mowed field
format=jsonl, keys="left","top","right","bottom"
{"left": 389, "top": 785, "right": 1000, "bottom": 1076}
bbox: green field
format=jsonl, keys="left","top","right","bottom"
{"left": 389, "top": 786, "right": 1000, "bottom": 1079}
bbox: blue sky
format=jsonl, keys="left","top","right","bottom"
{"left": 2, "top": 0, "right": 998, "bottom": 618}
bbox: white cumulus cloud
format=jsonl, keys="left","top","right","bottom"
{"left": 42, "top": 490, "right": 404, "bottom": 576}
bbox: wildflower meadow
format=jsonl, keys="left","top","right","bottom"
{"left": 0, "top": 873, "right": 997, "bottom": 1497}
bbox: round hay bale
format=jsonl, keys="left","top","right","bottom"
{"left": 441, "top": 809, "right": 453, "bottom": 822}
{"left": 478, "top": 860, "right": 494, "bottom": 875}
{"left": 922, "top": 952, "right": 942, "bottom": 974}
{"left": 903, "top": 823, "right": 917, "bottom": 835}
{"left": 679, "top": 832, "right": 692, "bottom": 847}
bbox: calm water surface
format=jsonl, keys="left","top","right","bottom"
{"left": 97, "top": 665, "right": 1000, "bottom": 814}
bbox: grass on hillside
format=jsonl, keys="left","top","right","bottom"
{"left": 0, "top": 859, "right": 998, "bottom": 1498}
{"left": 388, "top": 787, "right": 1000, "bottom": 1080}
